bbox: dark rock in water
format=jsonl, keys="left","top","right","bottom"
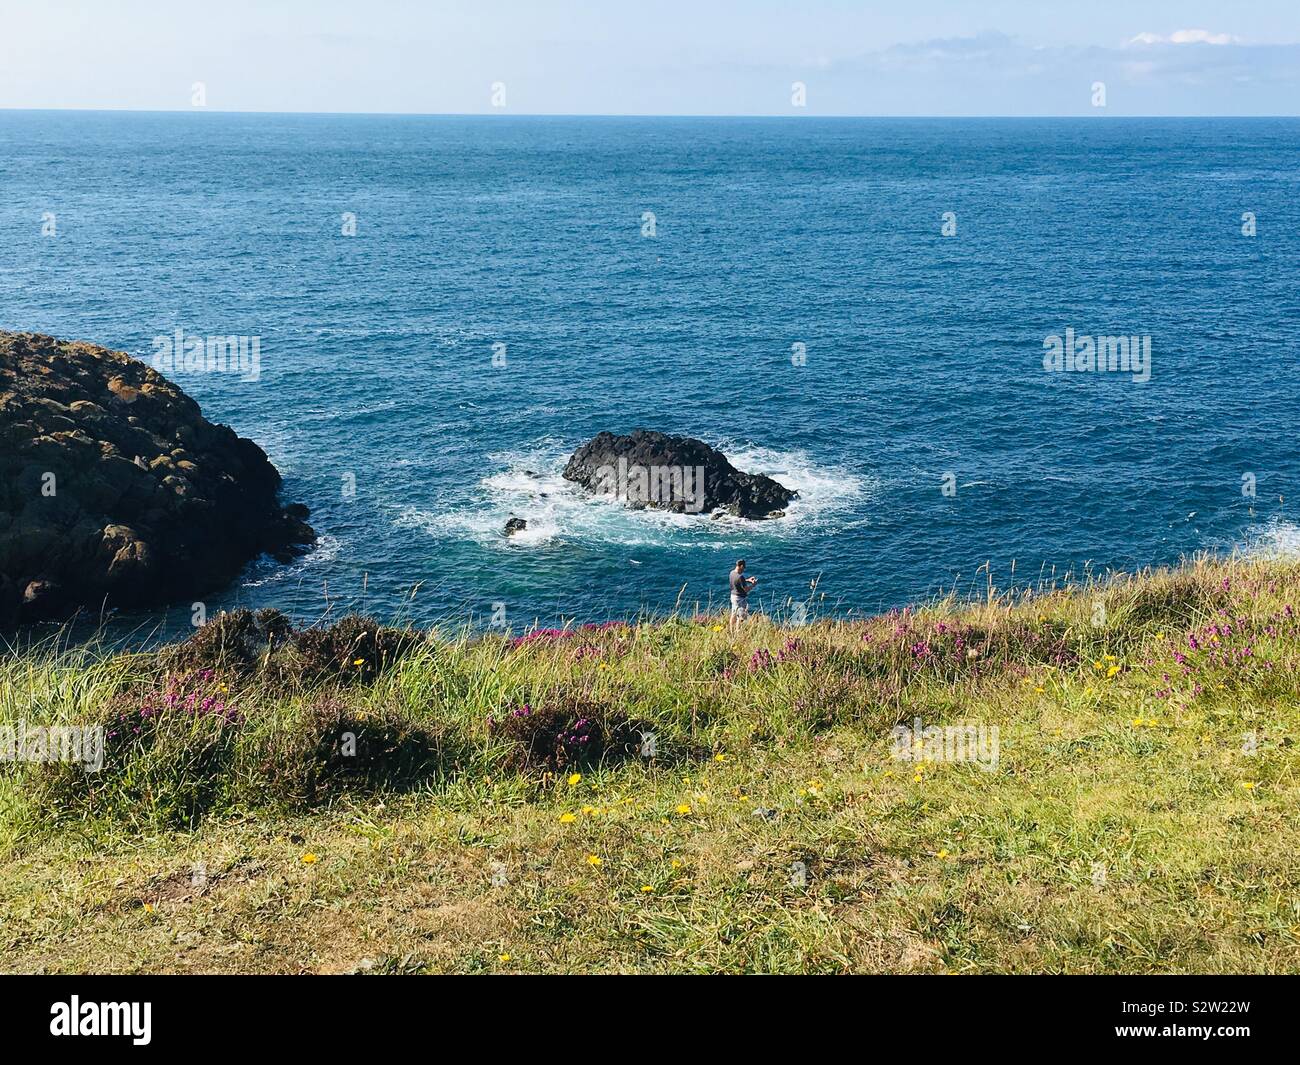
{"left": 0, "top": 331, "right": 315, "bottom": 625}
{"left": 504, "top": 516, "right": 528, "bottom": 536}
{"left": 563, "top": 429, "right": 797, "bottom": 519}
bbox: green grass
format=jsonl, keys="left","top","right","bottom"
{"left": 2, "top": 555, "right": 1299, "bottom": 973}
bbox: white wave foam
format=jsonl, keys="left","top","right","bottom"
{"left": 241, "top": 534, "right": 344, "bottom": 587}
{"left": 1241, "top": 517, "right": 1300, "bottom": 558}
{"left": 393, "top": 440, "right": 874, "bottom": 550}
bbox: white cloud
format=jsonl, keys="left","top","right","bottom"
{"left": 1127, "top": 29, "right": 1240, "bottom": 47}
{"left": 1171, "top": 29, "right": 1238, "bottom": 45}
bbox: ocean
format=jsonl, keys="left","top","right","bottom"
{"left": 2, "top": 111, "right": 1298, "bottom": 636}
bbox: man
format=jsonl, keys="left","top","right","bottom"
{"left": 729, "top": 559, "right": 757, "bottom": 627}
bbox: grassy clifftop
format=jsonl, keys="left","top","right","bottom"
{"left": 2, "top": 556, "right": 1299, "bottom": 973}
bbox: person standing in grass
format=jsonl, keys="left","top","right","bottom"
{"left": 729, "top": 559, "right": 757, "bottom": 629}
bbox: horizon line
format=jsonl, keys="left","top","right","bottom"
{"left": 2, "top": 107, "right": 1298, "bottom": 120}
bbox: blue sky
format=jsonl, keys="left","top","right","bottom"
{"left": 1, "top": 1, "right": 1297, "bottom": 115}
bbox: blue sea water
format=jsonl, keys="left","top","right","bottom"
{"left": 2, "top": 112, "right": 1298, "bottom": 636}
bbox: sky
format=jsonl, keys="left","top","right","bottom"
{"left": 0, "top": 0, "right": 1297, "bottom": 116}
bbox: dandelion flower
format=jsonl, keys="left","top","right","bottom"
{"left": 559, "top": 812, "right": 576, "bottom": 824}
{"left": 937, "top": 849, "right": 949, "bottom": 859}
{"left": 499, "top": 953, "right": 511, "bottom": 962}
{"left": 568, "top": 773, "right": 582, "bottom": 786}
{"left": 711, "top": 625, "right": 723, "bottom": 633}
{"left": 582, "top": 804, "right": 597, "bottom": 815}
{"left": 1107, "top": 665, "right": 1121, "bottom": 678}
{"left": 1132, "top": 717, "right": 1144, "bottom": 727}
{"left": 713, "top": 753, "right": 729, "bottom": 763}
{"left": 1243, "top": 781, "right": 1258, "bottom": 791}
{"left": 352, "top": 658, "right": 365, "bottom": 666}
{"left": 641, "top": 885, "right": 654, "bottom": 893}
{"left": 143, "top": 902, "right": 155, "bottom": 913}
{"left": 586, "top": 854, "right": 602, "bottom": 866}
{"left": 676, "top": 804, "right": 692, "bottom": 815}
{"left": 301, "top": 852, "right": 319, "bottom": 864}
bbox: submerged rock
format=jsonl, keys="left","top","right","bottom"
{"left": 563, "top": 429, "right": 797, "bottom": 519}
{"left": 0, "top": 331, "right": 315, "bottom": 625}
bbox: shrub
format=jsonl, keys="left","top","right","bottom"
{"left": 1107, "top": 569, "right": 1221, "bottom": 630}
{"left": 35, "top": 671, "right": 242, "bottom": 827}
{"left": 288, "top": 615, "right": 423, "bottom": 686}
{"left": 488, "top": 696, "right": 648, "bottom": 772}
{"left": 259, "top": 696, "right": 447, "bottom": 807}
{"left": 161, "top": 608, "right": 293, "bottom": 677}
{"left": 162, "top": 611, "right": 423, "bottom": 688}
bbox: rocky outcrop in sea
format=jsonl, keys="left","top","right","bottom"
{"left": 562, "top": 429, "right": 797, "bottom": 519}
{"left": 0, "top": 332, "right": 314, "bottom": 625}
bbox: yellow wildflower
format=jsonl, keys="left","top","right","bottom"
{"left": 586, "top": 854, "right": 602, "bottom": 866}
{"left": 301, "top": 852, "right": 319, "bottom": 864}
{"left": 676, "top": 804, "right": 692, "bottom": 815}
{"left": 568, "top": 773, "right": 582, "bottom": 786}
{"left": 559, "top": 812, "right": 576, "bottom": 824}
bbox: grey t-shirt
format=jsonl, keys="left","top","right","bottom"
{"left": 730, "top": 568, "right": 749, "bottom": 598}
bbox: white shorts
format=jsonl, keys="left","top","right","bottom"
{"left": 730, "top": 594, "right": 749, "bottom": 617}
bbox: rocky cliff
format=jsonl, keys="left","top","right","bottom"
{"left": 0, "top": 332, "right": 314, "bottom": 625}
